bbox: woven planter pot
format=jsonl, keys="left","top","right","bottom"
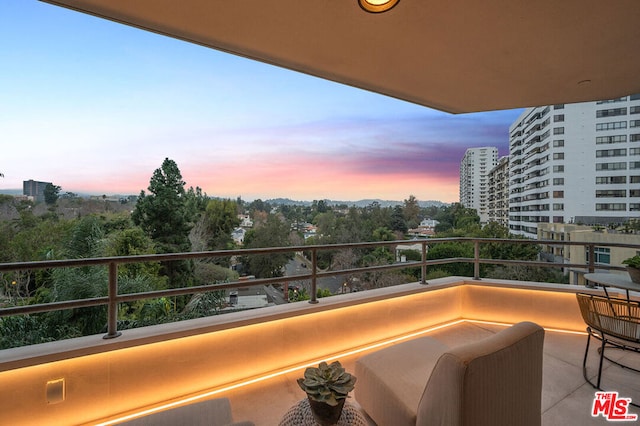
{"left": 627, "top": 267, "right": 640, "bottom": 284}
{"left": 307, "top": 397, "right": 345, "bottom": 426}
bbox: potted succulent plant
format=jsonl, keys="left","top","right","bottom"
{"left": 297, "top": 361, "right": 356, "bottom": 426}
{"left": 622, "top": 255, "right": 640, "bottom": 283}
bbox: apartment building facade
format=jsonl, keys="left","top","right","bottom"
{"left": 508, "top": 94, "right": 640, "bottom": 238}
{"left": 23, "top": 179, "right": 51, "bottom": 202}
{"left": 538, "top": 222, "right": 640, "bottom": 285}
{"left": 459, "top": 147, "right": 498, "bottom": 224}
{"left": 487, "top": 156, "right": 510, "bottom": 227}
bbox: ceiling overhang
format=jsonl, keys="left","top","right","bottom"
{"left": 41, "top": 0, "right": 640, "bottom": 113}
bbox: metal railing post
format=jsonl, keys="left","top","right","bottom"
{"left": 309, "top": 248, "right": 318, "bottom": 304}
{"left": 474, "top": 240, "right": 481, "bottom": 280}
{"left": 421, "top": 241, "right": 427, "bottom": 285}
{"left": 103, "top": 262, "right": 122, "bottom": 339}
{"left": 588, "top": 244, "right": 596, "bottom": 274}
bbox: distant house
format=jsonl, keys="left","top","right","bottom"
{"left": 303, "top": 224, "right": 317, "bottom": 240}
{"left": 407, "top": 219, "right": 439, "bottom": 238}
{"left": 238, "top": 214, "right": 253, "bottom": 228}
{"left": 232, "top": 228, "right": 247, "bottom": 245}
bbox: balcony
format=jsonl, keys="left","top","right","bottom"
{"left": 2, "top": 239, "right": 640, "bottom": 425}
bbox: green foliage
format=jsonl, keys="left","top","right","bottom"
{"left": 194, "top": 261, "right": 238, "bottom": 284}
{"left": 390, "top": 205, "right": 408, "bottom": 233}
{"left": 203, "top": 198, "right": 240, "bottom": 250}
{"left": 372, "top": 227, "right": 394, "bottom": 242}
{"left": 623, "top": 255, "right": 640, "bottom": 268}
{"left": 66, "top": 215, "right": 105, "bottom": 258}
{"left": 243, "top": 215, "right": 293, "bottom": 278}
{"left": 434, "top": 203, "right": 479, "bottom": 233}
{"left": 0, "top": 314, "right": 82, "bottom": 349}
{"left": 297, "top": 361, "right": 357, "bottom": 406}
{"left": 183, "top": 290, "right": 227, "bottom": 317}
{"left": 485, "top": 265, "right": 568, "bottom": 284}
{"left": 43, "top": 183, "right": 61, "bottom": 205}
{"left": 317, "top": 288, "right": 332, "bottom": 298}
{"left": 289, "top": 287, "right": 309, "bottom": 301}
{"left": 131, "top": 158, "right": 195, "bottom": 287}
{"left": 427, "top": 242, "right": 474, "bottom": 277}
{"left": 132, "top": 158, "right": 194, "bottom": 252}
{"left": 403, "top": 195, "right": 421, "bottom": 229}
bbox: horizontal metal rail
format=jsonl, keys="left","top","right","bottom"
{"left": 1, "top": 238, "right": 639, "bottom": 339}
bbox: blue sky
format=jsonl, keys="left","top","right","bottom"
{"left": 0, "top": 1, "right": 523, "bottom": 203}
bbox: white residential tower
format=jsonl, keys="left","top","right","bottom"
{"left": 459, "top": 147, "right": 498, "bottom": 224}
{"left": 508, "top": 95, "right": 640, "bottom": 238}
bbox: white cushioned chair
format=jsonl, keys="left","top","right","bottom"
{"left": 355, "top": 321, "right": 545, "bottom": 426}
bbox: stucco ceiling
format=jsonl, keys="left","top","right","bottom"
{"left": 42, "top": 0, "right": 640, "bottom": 113}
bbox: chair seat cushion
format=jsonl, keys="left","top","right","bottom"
{"left": 355, "top": 336, "right": 449, "bottom": 426}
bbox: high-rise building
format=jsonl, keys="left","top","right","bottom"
{"left": 487, "top": 156, "right": 510, "bottom": 227}
{"left": 508, "top": 94, "right": 640, "bottom": 238}
{"left": 459, "top": 147, "right": 498, "bottom": 224}
{"left": 23, "top": 179, "right": 51, "bottom": 202}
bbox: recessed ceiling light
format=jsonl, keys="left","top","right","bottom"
{"left": 359, "top": 0, "right": 400, "bottom": 13}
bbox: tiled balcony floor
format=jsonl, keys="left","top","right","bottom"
{"left": 220, "top": 321, "right": 640, "bottom": 426}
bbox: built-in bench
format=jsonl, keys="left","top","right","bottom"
{"left": 355, "top": 322, "right": 545, "bottom": 426}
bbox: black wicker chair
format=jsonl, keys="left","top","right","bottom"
{"left": 576, "top": 293, "right": 640, "bottom": 401}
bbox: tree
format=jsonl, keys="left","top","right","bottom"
{"left": 390, "top": 205, "right": 408, "bottom": 233}
{"left": 131, "top": 158, "right": 195, "bottom": 287}
{"left": 202, "top": 199, "right": 240, "bottom": 251}
{"left": 426, "top": 242, "right": 474, "bottom": 277}
{"left": 243, "top": 214, "right": 293, "bottom": 278}
{"left": 43, "top": 183, "right": 61, "bottom": 205}
{"left": 132, "top": 158, "right": 193, "bottom": 248}
{"left": 403, "top": 195, "right": 420, "bottom": 229}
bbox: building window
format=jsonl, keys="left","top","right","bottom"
{"left": 553, "top": 127, "right": 564, "bottom": 135}
{"left": 596, "top": 121, "right": 627, "bottom": 130}
{"left": 596, "top": 162, "right": 627, "bottom": 170}
{"left": 631, "top": 134, "right": 640, "bottom": 142}
{"left": 596, "top": 203, "right": 626, "bottom": 211}
{"left": 596, "top": 176, "right": 627, "bottom": 184}
{"left": 553, "top": 191, "right": 564, "bottom": 198}
{"left": 553, "top": 152, "right": 565, "bottom": 160}
{"left": 631, "top": 120, "right": 640, "bottom": 128}
{"left": 553, "top": 114, "right": 565, "bottom": 122}
{"left": 631, "top": 106, "right": 640, "bottom": 114}
{"left": 553, "top": 203, "right": 564, "bottom": 210}
{"left": 554, "top": 104, "right": 565, "bottom": 109}
{"left": 553, "top": 165, "right": 564, "bottom": 172}
{"left": 595, "top": 190, "right": 626, "bottom": 198}
{"left": 631, "top": 176, "right": 640, "bottom": 183}
{"left": 553, "top": 139, "right": 565, "bottom": 147}
{"left": 596, "top": 108, "right": 627, "bottom": 118}
{"left": 596, "top": 135, "right": 627, "bottom": 144}
{"left": 631, "top": 162, "right": 640, "bottom": 169}
{"left": 553, "top": 178, "right": 564, "bottom": 185}
{"left": 631, "top": 94, "right": 640, "bottom": 101}
{"left": 597, "top": 98, "right": 627, "bottom": 104}
{"left": 631, "top": 190, "right": 640, "bottom": 197}
{"left": 586, "top": 247, "right": 611, "bottom": 265}
{"left": 630, "top": 148, "right": 640, "bottom": 156}
{"left": 631, "top": 203, "right": 640, "bottom": 211}
{"left": 596, "top": 148, "right": 627, "bottom": 157}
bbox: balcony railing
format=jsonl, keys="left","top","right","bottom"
{"left": 2, "top": 237, "right": 639, "bottom": 344}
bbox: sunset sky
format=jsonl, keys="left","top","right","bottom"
{"left": 0, "top": 1, "right": 523, "bottom": 203}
